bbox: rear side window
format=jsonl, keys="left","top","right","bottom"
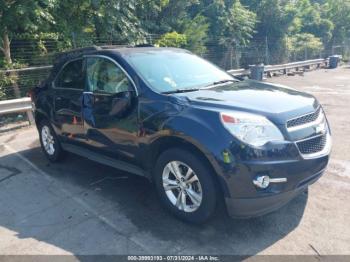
{"left": 55, "top": 59, "right": 84, "bottom": 89}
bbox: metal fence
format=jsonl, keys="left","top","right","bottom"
{"left": 3, "top": 36, "right": 350, "bottom": 68}
{"left": 1, "top": 37, "right": 349, "bottom": 101}
{"left": 0, "top": 56, "right": 334, "bottom": 129}
{"left": 0, "top": 35, "right": 348, "bottom": 127}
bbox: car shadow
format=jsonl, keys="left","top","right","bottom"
{"left": 0, "top": 143, "right": 308, "bottom": 255}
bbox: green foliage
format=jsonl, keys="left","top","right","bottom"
{"left": 183, "top": 15, "right": 209, "bottom": 54}
{"left": 2, "top": 0, "right": 350, "bottom": 71}
{"left": 0, "top": 72, "right": 17, "bottom": 100}
{"left": 288, "top": 33, "right": 323, "bottom": 60}
{"left": 221, "top": 0, "right": 256, "bottom": 47}
{"left": 156, "top": 32, "right": 187, "bottom": 48}
{"left": 241, "top": 0, "right": 296, "bottom": 63}
{"left": 323, "top": 0, "right": 350, "bottom": 46}
{"left": 51, "top": 0, "right": 145, "bottom": 45}
{"left": 0, "top": 0, "right": 56, "bottom": 36}
{"left": 1, "top": 0, "right": 350, "bottom": 102}
{"left": 292, "top": 0, "right": 333, "bottom": 43}
{"left": 0, "top": 73, "right": 7, "bottom": 99}
{"left": 242, "top": 0, "right": 296, "bottom": 39}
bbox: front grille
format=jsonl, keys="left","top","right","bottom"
{"left": 296, "top": 134, "right": 327, "bottom": 155}
{"left": 287, "top": 107, "right": 321, "bottom": 128}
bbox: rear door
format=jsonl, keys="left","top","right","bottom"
{"left": 53, "top": 58, "right": 85, "bottom": 144}
{"left": 82, "top": 56, "right": 139, "bottom": 164}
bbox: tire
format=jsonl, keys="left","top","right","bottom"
{"left": 38, "top": 119, "right": 65, "bottom": 162}
{"left": 154, "top": 148, "right": 217, "bottom": 223}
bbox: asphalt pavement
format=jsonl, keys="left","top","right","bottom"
{"left": 0, "top": 66, "right": 349, "bottom": 256}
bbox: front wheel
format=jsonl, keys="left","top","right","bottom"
{"left": 154, "top": 148, "right": 217, "bottom": 223}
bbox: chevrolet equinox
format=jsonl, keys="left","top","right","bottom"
{"left": 31, "top": 46, "right": 331, "bottom": 223}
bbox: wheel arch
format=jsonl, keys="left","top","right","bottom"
{"left": 145, "top": 135, "right": 230, "bottom": 197}
{"left": 35, "top": 110, "right": 49, "bottom": 129}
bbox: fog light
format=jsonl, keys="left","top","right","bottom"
{"left": 253, "top": 175, "right": 270, "bottom": 189}
{"left": 253, "top": 175, "right": 287, "bottom": 189}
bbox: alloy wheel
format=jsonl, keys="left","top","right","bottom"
{"left": 41, "top": 125, "right": 55, "bottom": 156}
{"left": 162, "top": 161, "right": 203, "bottom": 212}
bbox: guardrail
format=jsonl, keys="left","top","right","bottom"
{"left": 227, "top": 68, "right": 251, "bottom": 77}
{"left": 0, "top": 97, "right": 34, "bottom": 125}
{"left": 227, "top": 58, "right": 330, "bottom": 79}
{"left": 265, "top": 58, "right": 326, "bottom": 73}
{"left": 0, "top": 65, "right": 53, "bottom": 74}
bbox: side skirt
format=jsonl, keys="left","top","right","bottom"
{"left": 61, "top": 143, "right": 147, "bottom": 178}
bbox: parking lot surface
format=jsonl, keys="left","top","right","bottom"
{"left": 0, "top": 66, "right": 349, "bottom": 256}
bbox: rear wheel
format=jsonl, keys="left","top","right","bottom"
{"left": 154, "top": 148, "right": 217, "bottom": 223}
{"left": 38, "top": 120, "right": 64, "bottom": 162}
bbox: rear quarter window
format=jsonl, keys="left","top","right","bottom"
{"left": 55, "top": 59, "right": 84, "bottom": 89}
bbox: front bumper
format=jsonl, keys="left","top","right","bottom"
{"left": 222, "top": 152, "right": 329, "bottom": 218}
{"left": 225, "top": 169, "right": 324, "bottom": 218}
{"left": 211, "top": 105, "right": 332, "bottom": 218}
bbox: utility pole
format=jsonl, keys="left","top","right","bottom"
{"left": 72, "top": 32, "right": 77, "bottom": 49}
{"left": 265, "top": 36, "right": 269, "bottom": 65}
{"left": 305, "top": 44, "right": 308, "bottom": 60}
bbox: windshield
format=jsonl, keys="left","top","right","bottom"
{"left": 124, "top": 49, "right": 235, "bottom": 93}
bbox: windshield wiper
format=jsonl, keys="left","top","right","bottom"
{"left": 161, "top": 79, "right": 239, "bottom": 94}
{"left": 162, "top": 88, "right": 201, "bottom": 94}
{"left": 204, "top": 79, "right": 238, "bottom": 88}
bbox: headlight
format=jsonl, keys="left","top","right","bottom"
{"left": 220, "top": 111, "right": 284, "bottom": 147}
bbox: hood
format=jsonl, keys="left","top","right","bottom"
{"left": 174, "top": 80, "right": 318, "bottom": 124}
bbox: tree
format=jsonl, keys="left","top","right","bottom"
{"left": 183, "top": 15, "right": 209, "bottom": 55}
{"left": 135, "top": 0, "right": 170, "bottom": 34}
{"left": 218, "top": 0, "right": 256, "bottom": 68}
{"left": 52, "top": 0, "right": 144, "bottom": 46}
{"left": 0, "top": 0, "right": 55, "bottom": 65}
{"left": 137, "top": 0, "right": 209, "bottom": 54}
{"left": 242, "top": 0, "right": 296, "bottom": 63}
{"left": 292, "top": 0, "right": 333, "bottom": 45}
{"left": 323, "top": 0, "right": 350, "bottom": 52}
{"left": 220, "top": 1, "right": 256, "bottom": 48}
{"left": 135, "top": 0, "right": 198, "bottom": 35}
{"left": 156, "top": 31, "right": 187, "bottom": 48}
{"left": 3, "top": 0, "right": 350, "bottom": 76}
{"left": 288, "top": 33, "right": 323, "bottom": 60}
{"left": 0, "top": 71, "right": 8, "bottom": 99}
{"left": 89, "top": 0, "right": 144, "bottom": 43}
{"left": 0, "top": 0, "right": 55, "bottom": 97}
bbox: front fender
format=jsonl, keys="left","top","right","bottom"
{"left": 160, "top": 108, "right": 235, "bottom": 196}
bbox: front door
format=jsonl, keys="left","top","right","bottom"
{"left": 82, "top": 56, "right": 139, "bottom": 164}
{"left": 53, "top": 58, "right": 85, "bottom": 144}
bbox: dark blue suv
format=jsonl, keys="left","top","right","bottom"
{"left": 32, "top": 46, "right": 331, "bottom": 223}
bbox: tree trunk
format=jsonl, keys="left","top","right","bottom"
{"left": 1, "top": 29, "right": 21, "bottom": 98}
{"left": 2, "top": 29, "right": 12, "bottom": 64}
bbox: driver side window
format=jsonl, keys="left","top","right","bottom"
{"left": 86, "top": 57, "right": 132, "bottom": 94}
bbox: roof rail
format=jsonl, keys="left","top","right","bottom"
{"left": 133, "top": 44, "right": 154, "bottom": 48}
{"left": 99, "top": 45, "right": 130, "bottom": 49}
{"left": 53, "top": 45, "right": 101, "bottom": 64}
{"left": 99, "top": 44, "right": 155, "bottom": 49}
{"left": 53, "top": 44, "right": 156, "bottom": 65}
